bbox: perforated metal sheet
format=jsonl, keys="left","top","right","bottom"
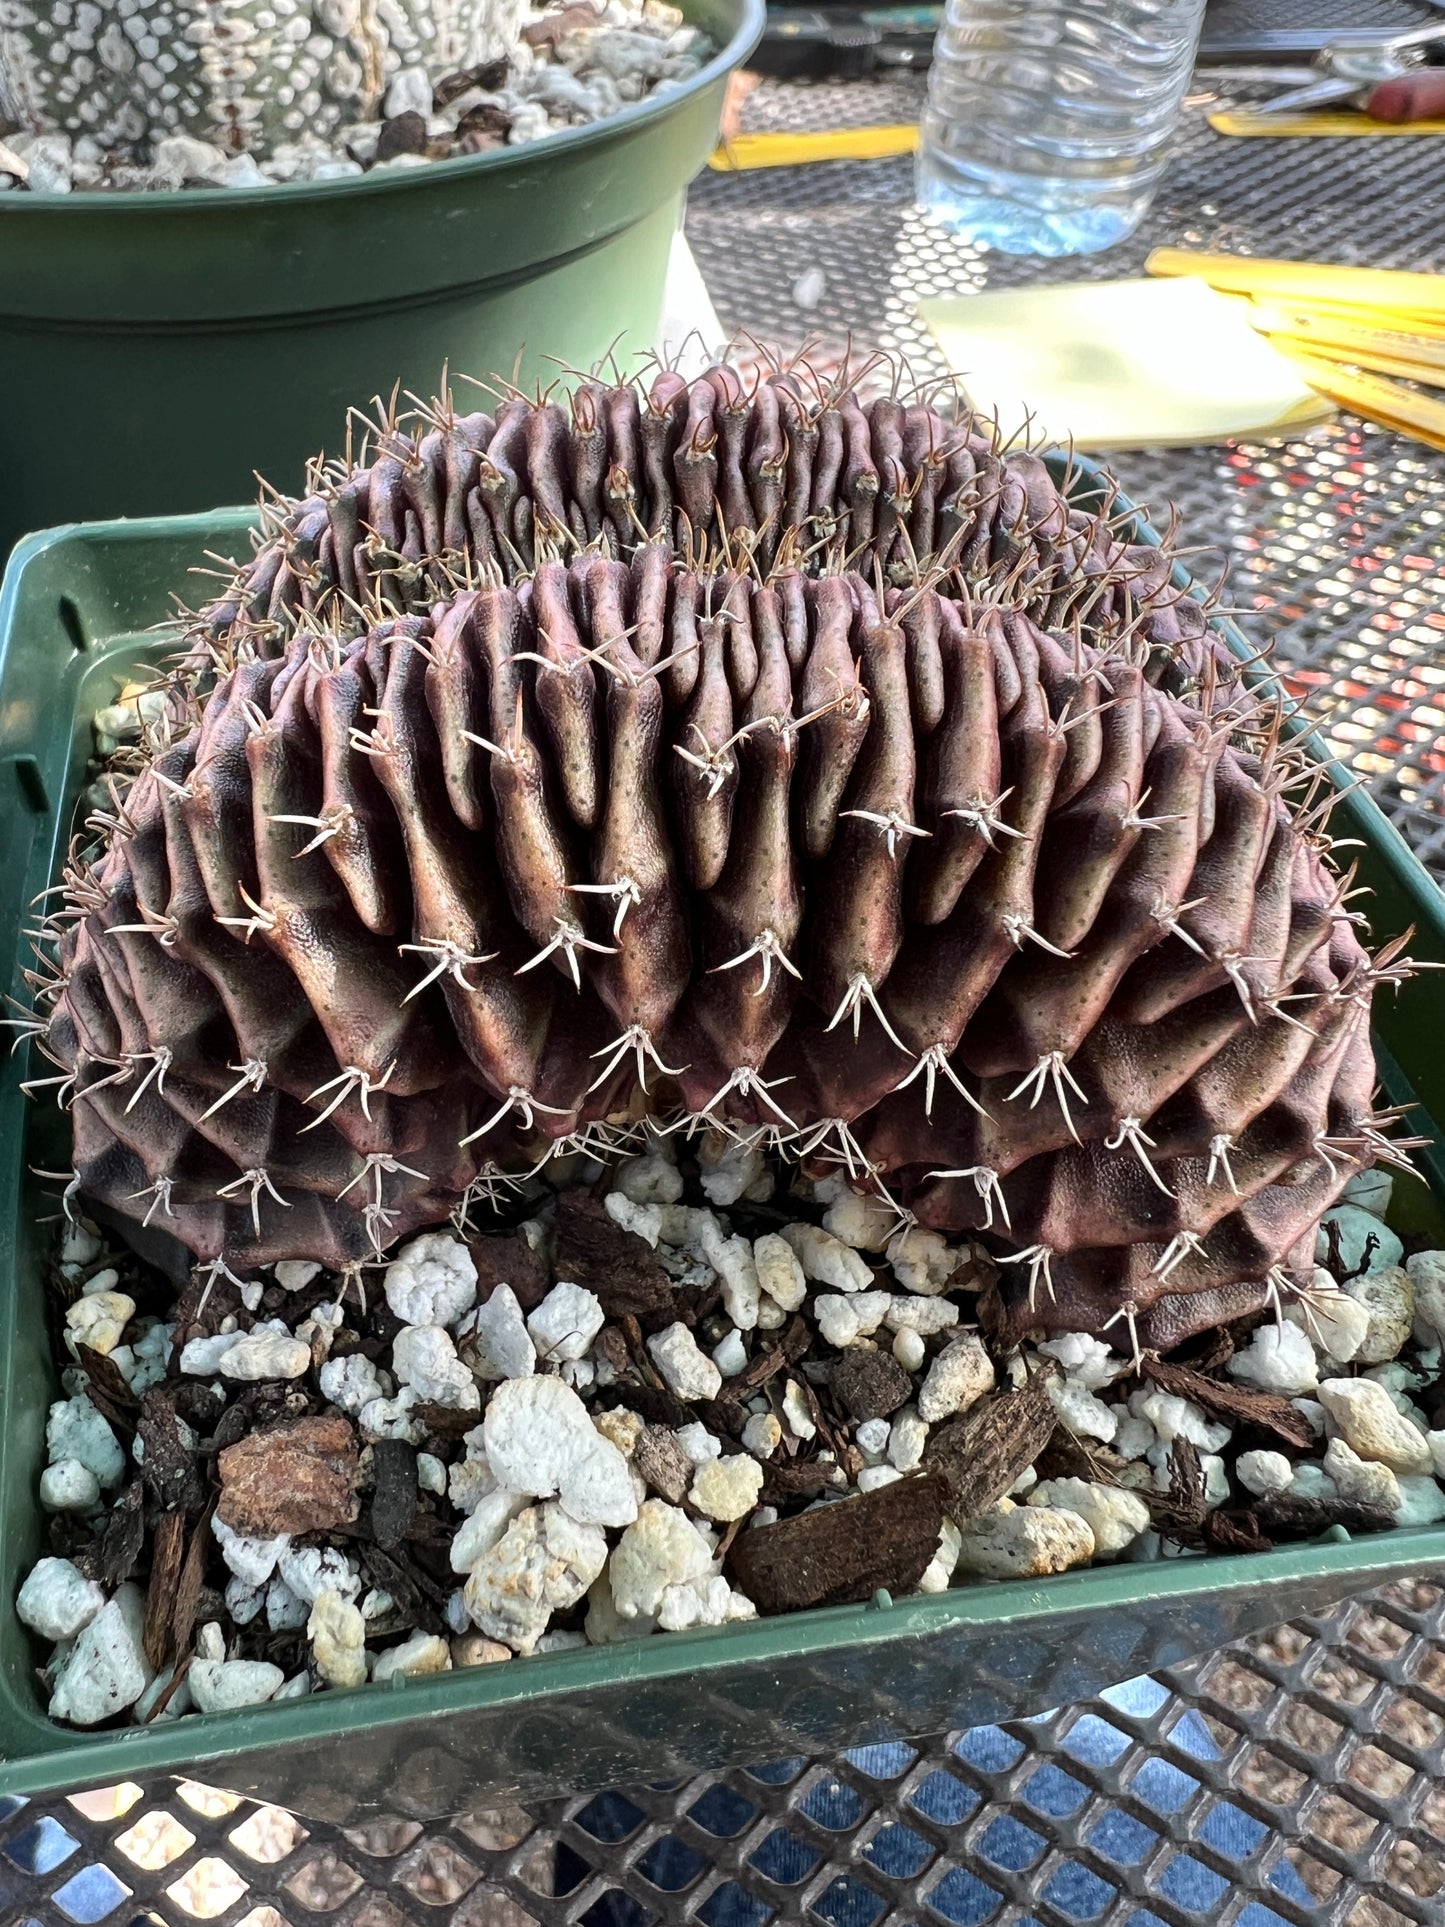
{"left": 5, "top": 1580, "right": 1445, "bottom": 1927}
{"left": 10, "top": 9, "right": 1445, "bottom": 1920}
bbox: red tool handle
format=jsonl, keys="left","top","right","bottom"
{"left": 1366, "top": 71, "right": 1445, "bottom": 122}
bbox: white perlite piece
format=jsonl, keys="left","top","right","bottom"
{"left": 17, "top": 1558, "right": 105, "bottom": 1642}
{"left": 358, "top": 1389, "right": 424, "bottom": 1445}
{"left": 40, "top": 1459, "right": 100, "bottom": 1511}
{"left": 742, "top": 1413, "right": 782, "bottom": 1459}
{"left": 1226, "top": 1321, "right": 1318, "bottom": 1397}
{"left": 954, "top": 1503, "right": 1096, "bottom": 1580}
{"left": 699, "top": 1133, "right": 769, "bottom": 1207}
{"left": 179, "top": 1331, "right": 243, "bottom": 1375}
{"left": 464, "top": 1502, "right": 608, "bottom": 1653}
{"left": 858, "top": 1466, "right": 902, "bottom": 1493}
{"left": 1408, "top": 1251, "right": 1445, "bottom": 1348}
{"left": 1396, "top": 1476, "right": 1445, "bottom": 1527}
{"left": 1323, "top": 1438, "right": 1402, "bottom": 1512}
{"left": 528, "top": 1281, "right": 605, "bottom": 1362}
{"left": 1134, "top": 1388, "right": 1230, "bottom": 1453}
{"left": 886, "top": 1226, "right": 958, "bottom": 1296}
{"left": 892, "top": 1328, "right": 927, "bottom": 1373}
{"left": 1028, "top": 1479, "right": 1151, "bottom": 1555}
{"left": 606, "top": 1192, "right": 662, "bottom": 1246}
{"left": 658, "top": 1575, "right": 756, "bottom": 1631}
{"left": 384, "top": 1232, "right": 478, "bottom": 1328}
{"left": 753, "top": 1233, "right": 807, "bottom": 1312}
{"left": 713, "top": 1329, "right": 747, "bottom": 1378}
{"left": 1048, "top": 1379, "right": 1119, "bottom": 1444}
{"left": 888, "top": 1409, "right": 929, "bottom": 1471}
{"left": 212, "top": 1518, "right": 289, "bottom": 1588}
{"left": 190, "top": 1659, "right": 285, "bottom": 1711}
{"left": 1236, "top": 1449, "right": 1293, "bottom": 1499}
{"left": 1317, "top": 1378, "right": 1432, "bottom": 1474}
{"left": 219, "top": 1330, "right": 312, "bottom": 1382}
{"left": 823, "top": 1188, "right": 896, "bottom": 1252}
{"left": 780, "top": 1223, "right": 873, "bottom": 1293}
{"left": 709, "top": 1234, "right": 762, "bottom": 1331}
{"left": 855, "top": 1417, "right": 890, "bottom": 1462}
{"left": 1036, "top": 1333, "right": 1129, "bottom": 1391}
{"left": 1342, "top": 1266, "right": 1414, "bottom": 1366}
{"left": 689, "top": 1454, "right": 765, "bottom": 1522}
{"left": 48, "top": 1584, "right": 150, "bottom": 1727}
{"left": 614, "top": 1151, "right": 684, "bottom": 1206}
{"left": 918, "top": 1334, "right": 995, "bottom": 1422}
{"left": 319, "top": 1352, "right": 390, "bottom": 1416}
{"left": 919, "top": 1518, "right": 963, "bottom": 1593}
{"left": 482, "top": 1375, "right": 637, "bottom": 1526}
{"left": 275, "top": 1259, "right": 322, "bottom": 1291}
{"left": 64, "top": 1290, "right": 135, "bottom": 1357}
{"left": 450, "top": 1488, "right": 529, "bottom": 1572}
{"left": 608, "top": 1501, "right": 715, "bottom": 1618}
{"left": 468, "top": 1283, "right": 537, "bottom": 1381}
{"left": 279, "top": 1545, "right": 360, "bottom": 1605}
{"left": 373, "top": 1633, "right": 452, "bottom": 1680}
{"left": 1343, "top": 1169, "right": 1393, "bottom": 1218}
{"left": 1286, "top": 1276, "right": 1371, "bottom": 1365}
{"left": 782, "top": 1379, "right": 816, "bottom": 1440}
{"left": 391, "top": 1325, "right": 480, "bottom": 1409}
{"left": 309, "top": 1591, "right": 367, "bottom": 1688}
{"left": 46, "top": 1395, "right": 125, "bottom": 1487}
{"left": 675, "top": 1421, "right": 722, "bottom": 1464}
{"left": 647, "top": 1323, "right": 722, "bottom": 1402}
{"left": 815, "top": 1295, "right": 863, "bottom": 1348}
{"left": 883, "top": 1296, "right": 960, "bottom": 1335}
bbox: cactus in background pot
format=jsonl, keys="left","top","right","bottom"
{"left": 0, "top": 0, "right": 522, "bottom": 159}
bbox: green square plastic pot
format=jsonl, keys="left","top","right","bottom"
{"left": 0, "top": 0, "right": 763, "bottom": 565}
{"left": 1, "top": 471, "right": 1444, "bottom": 1822}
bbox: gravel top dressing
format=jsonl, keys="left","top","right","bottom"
{"left": 19, "top": 1137, "right": 1445, "bottom": 1730}
{"left": 0, "top": 0, "right": 709, "bottom": 193}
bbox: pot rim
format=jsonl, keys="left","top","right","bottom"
{"left": 0, "top": 0, "right": 763, "bottom": 216}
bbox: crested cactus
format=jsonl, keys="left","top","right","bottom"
{"left": 18, "top": 366, "right": 1418, "bottom": 1357}
{"left": 0, "top": 0, "right": 521, "bottom": 155}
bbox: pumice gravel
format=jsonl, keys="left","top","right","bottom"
{"left": 19, "top": 1139, "right": 1445, "bottom": 1728}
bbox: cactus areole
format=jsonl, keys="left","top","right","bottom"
{"left": 24, "top": 368, "right": 1419, "bottom": 1357}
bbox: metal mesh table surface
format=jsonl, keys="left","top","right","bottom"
{"left": 10, "top": 6, "right": 1445, "bottom": 1923}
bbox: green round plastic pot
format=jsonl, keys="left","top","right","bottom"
{"left": 0, "top": 0, "right": 761, "bottom": 561}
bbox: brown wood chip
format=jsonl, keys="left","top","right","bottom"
{"left": 370, "top": 1440, "right": 418, "bottom": 1551}
{"left": 138, "top": 1388, "right": 208, "bottom": 1514}
{"left": 1257, "top": 1494, "right": 1395, "bottom": 1539}
{"left": 759, "top": 1458, "right": 840, "bottom": 1504}
{"left": 74, "top": 1346, "right": 138, "bottom": 1433}
{"left": 727, "top": 1475, "right": 946, "bottom": 1613}
{"left": 1144, "top": 1438, "right": 1209, "bottom": 1542}
{"left": 923, "top": 1374, "right": 1057, "bottom": 1522}
{"left": 553, "top": 1192, "right": 677, "bottom": 1322}
{"left": 1143, "top": 1353, "right": 1315, "bottom": 1449}
{"left": 170, "top": 1505, "right": 212, "bottom": 1660}
{"left": 412, "top": 1402, "right": 484, "bottom": 1442}
{"left": 144, "top": 1511, "right": 187, "bottom": 1671}
{"left": 1203, "top": 1508, "right": 1272, "bottom": 1555}
{"left": 98, "top": 1480, "right": 146, "bottom": 1591}
{"left": 831, "top": 1350, "right": 913, "bottom": 1422}
{"left": 362, "top": 1545, "right": 448, "bottom": 1634}
{"left": 634, "top": 1424, "right": 693, "bottom": 1505}
{"left": 468, "top": 1229, "right": 549, "bottom": 1312}
{"left": 217, "top": 1415, "right": 360, "bottom": 1537}
{"left": 730, "top": 1316, "right": 812, "bottom": 1396}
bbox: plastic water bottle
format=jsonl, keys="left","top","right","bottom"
{"left": 916, "top": 0, "right": 1208, "bottom": 257}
